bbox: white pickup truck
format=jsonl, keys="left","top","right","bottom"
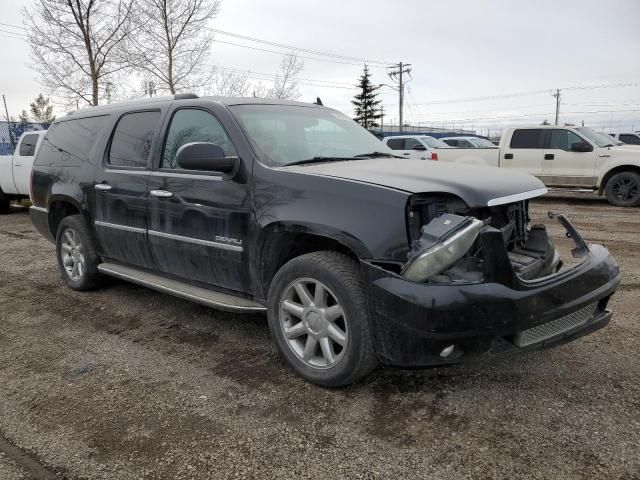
{"left": 426, "top": 125, "right": 640, "bottom": 207}
{"left": 0, "top": 130, "right": 46, "bottom": 213}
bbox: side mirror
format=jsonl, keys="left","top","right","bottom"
{"left": 570, "top": 142, "right": 593, "bottom": 153}
{"left": 176, "top": 142, "right": 238, "bottom": 173}
{"left": 412, "top": 144, "right": 427, "bottom": 151}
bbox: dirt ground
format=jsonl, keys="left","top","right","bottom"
{"left": 0, "top": 192, "right": 638, "bottom": 480}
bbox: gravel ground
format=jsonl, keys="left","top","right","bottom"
{"left": 0, "top": 192, "right": 638, "bottom": 480}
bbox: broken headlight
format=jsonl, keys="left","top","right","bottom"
{"left": 401, "top": 214, "right": 484, "bottom": 282}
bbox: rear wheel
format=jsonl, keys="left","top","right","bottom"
{"left": 55, "top": 215, "right": 102, "bottom": 291}
{"left": 604, "top": 171, "right": 640, "bottom": 207}
{"left": 267, "top": 251, "right": 378, "bottom": 387}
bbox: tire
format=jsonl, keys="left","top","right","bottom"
{"left": 0, "top": 191, "right": 10, "bottom": 214}
{"left": 267, "top": 251, "right": 378, "bottom": 387}
{"left": 55, "top": 215, "right": 102, "bottom": 291}
{"left": 604, "top": 171, "right": 640, "bottom": 207}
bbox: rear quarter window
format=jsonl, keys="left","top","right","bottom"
{"left": 34, "top": 116, "right": 109, "bottom": 167}
{"left": 509, "top": 129, "right": 545, "bottom": 149}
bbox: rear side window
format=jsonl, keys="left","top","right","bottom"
{"left": 161, "top": 109, "right": 236, "bottom": 170}
{"left": 404, "top": 138, "right": 422, "bottom": 149}
{"left": 619, "top": 134, "right": 640, "bottom": 145}
{"left": 386, "top": 138, "right": 404, "bottom": 150}
{"left": 509, "top": 129, "right": 545, "bottom": 149}
{"left": 19, "top": 134, "right": 39, "bottom": 156}
{"left": 34, "top": 116, "right": 108, "bottom": 167}
{"left": 109, "top": 111, "right": 161, "bottom": 168}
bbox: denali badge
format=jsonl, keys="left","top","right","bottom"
{"left": 215, "top": 236, "right": 243, "bottom": 246}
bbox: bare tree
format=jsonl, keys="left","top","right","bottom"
{"left": 269, "top": 54, "right": 304, "bottom": 99}
{"left": 212, "top": 69, "right": 251, "bottom": 97}
{"left": 129, "top": 0, "right": 221, "bottom": 94}
{"left": 23, "top": 0, "right": 134, "bottom": 107}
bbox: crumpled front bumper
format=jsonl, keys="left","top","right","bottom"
{"left": 362, "top": 219, "right": 621, "bottom": 367}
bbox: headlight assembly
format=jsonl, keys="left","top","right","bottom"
{"left": 401, "top": 214, "right": 484, "bottom": 282}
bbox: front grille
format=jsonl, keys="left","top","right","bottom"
{"left": 513, "top": 303, "right": 597, "bottom": 347}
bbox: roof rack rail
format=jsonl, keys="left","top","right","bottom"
{"left": 174, "top": 93, "right": 199, "bottom": 100}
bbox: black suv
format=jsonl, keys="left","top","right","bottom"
{"left": 30, "top": 95, "right": 620, "bottom": 386}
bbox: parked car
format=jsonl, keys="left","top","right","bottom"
{"left": 608, "top": 132, "right": 640, "bottom": 146}
{"left": 382, "top": 135, "right": 449, "bottom": 160}
{"left": 440, "top": 136, "right": 498, "bottom": 148}
{"left": 0, "top": 130, "right": 46, "bottom": 213}
{"left": 30, "top": 95, "right": 620, "bottom": 386}
{"left": 435, "top": 125, "right": 640, "bottom": 207}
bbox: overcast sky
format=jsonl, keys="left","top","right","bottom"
{"left": 1, "top": 0, "right": 639, "bottom": 134}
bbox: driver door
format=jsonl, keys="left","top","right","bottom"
{"left": 541, "top": 129, "right": 597, "bottom": 187}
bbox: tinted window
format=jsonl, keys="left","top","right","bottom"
{"left": 509, "top": 129, "right": 545, "bottom": 149}
{"left": 19, "top": 134, "right": 39, "bottom": 156}
{"left": 162, "top": 109, "right": 236, "bottom": 170}
{"left": 443, "top": 139, "right": 459, "bottom": 147}
{"left": 619, "top": 134, "right": 640, "bottom": 145}
{"left": 386, "top": 138, "right": 404, "bottom": 150}
{"left": 34, "top": 116, "right": 108, "bottom": 167}
{"left": 404, "top": 138, "right": 422, "bottom": 149}
{"left": 109, "top": 111, "right": 161, "bottom": 168}
{"left": 548, "top": 129, "right": 585, "bottom": 150}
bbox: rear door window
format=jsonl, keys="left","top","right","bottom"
{"left": 109, "top": 111, "right": 161, "bottom": 168}
{"left": 509, "top": 129, "right": 545, "bottom": 149}
{"left": 161, "top": 109, "right": 236, "bottom": 170}
{"left": 18, "top": 134, "right": 39, "bottom": 156}
{"left": 386, "top": 138, "right": 405, "bottom": 150}
{"left": 404, "top": 138, "right": 423, "bottom": 149}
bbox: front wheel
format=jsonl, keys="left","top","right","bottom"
{"left": 267, "top": 251, "right": 378, "bottom": 387}
{"left": 604, "top": 171, "right": 640, "bottom": 207}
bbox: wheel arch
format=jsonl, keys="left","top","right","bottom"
{"left": 598, "top": 165, "right": 640, "bottom": 195}
{"left": 254, "top": 222, "right": 371, "bottom": 301}
{"left": 47, "top": 195, "right": 84, "bottom": 238}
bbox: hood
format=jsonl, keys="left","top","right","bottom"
{"left": 281, "top": 158, "right": 547, "bottom": 207}
{"left": 280, "top": 159, "right": 547, "bottom": 208}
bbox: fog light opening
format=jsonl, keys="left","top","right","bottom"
{"left": 440, "top": 345, "right": 455, "bottom": 358}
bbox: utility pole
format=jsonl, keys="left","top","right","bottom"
{"left": 552, "top": 88, "right": 561, "bottom": 125}
{"left": 2, "top": 94, "right": 15, "bottom": 153}
{"left": 387, "top": 62, "right": 412, "bottom": 132}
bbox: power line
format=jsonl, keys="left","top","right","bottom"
{"left": 210, "top": 28, "right": 392, "bottom": 66}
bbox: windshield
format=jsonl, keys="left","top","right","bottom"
{"left": 468, "top": 138, "right": 497, "bottom": 148}
{"left": 576, "top": 127, "right": 622, "bottom": 147}
{"left": 229, "top": 104, "right": 394, "bottom": 166}
{"left": 420, "top": 136, "right": 449, "bottom": 148}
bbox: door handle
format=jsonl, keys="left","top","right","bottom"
{"left": 95, "top": 183, "right": 112, "bottom": 191}
{"left": 504, "top": 153, "right": 513, "bottom": 160}
{"left": 150, "top": 189, "right": 173, "bottom": 198}
{"left": 544, "top": 154, "right": 554, "bottom": 160}
{"left": 403, "top": 153, "right": 410, "bottom": 156}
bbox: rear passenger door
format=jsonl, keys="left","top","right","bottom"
{"left": 94, "top": 110, "right": 162, "bottom": 268}
{"left": 146, "top": 107, "right": 251, "bottom": 293}
{"left": 502, "top": 128, "right": 545, "bottom": 176}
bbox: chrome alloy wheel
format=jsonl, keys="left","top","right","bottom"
{"left": 60, "top": 228, "right": 85, "bottom": 281}
{"left": 278, "top": 278, "right": 348, "bottom": 369}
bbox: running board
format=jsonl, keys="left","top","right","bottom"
{"left": 97, "top": 263, "right": 266, "bottom": 313}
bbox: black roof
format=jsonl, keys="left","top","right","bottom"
{"left": 63, "top": 94, "right": 325, "bottom": 120}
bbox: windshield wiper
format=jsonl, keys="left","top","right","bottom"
{"left": 284, "top": 156, "right": 363, "bottom": 167}
{"left": 354, "top": 151, "right": 399, "bottom": 158}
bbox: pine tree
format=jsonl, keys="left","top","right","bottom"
{"left": 29, "top": 93, "right": 56, "bottom": 124}
{"left": 18, "top": 110, "right": 30, "bottom": 124}
{"left": 352, "top": 65, "right": 382, "bottom": 129}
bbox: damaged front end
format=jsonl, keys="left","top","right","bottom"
{"left": 403, "top": 195, "right": 565, "bottom": 285}
{"left": 362, "top": 194, "right": 621, "bottom": 368}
